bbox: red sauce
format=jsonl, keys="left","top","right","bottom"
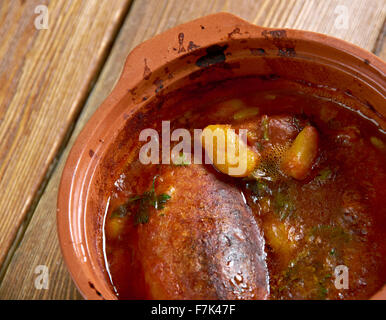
{"left": 103, "top": 87, "right": 386, "bottom": 300}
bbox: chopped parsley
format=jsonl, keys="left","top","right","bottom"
{"left": 310, "top": 224, "right": 352, "bottom": 243}
{"left": 172, "top": 151, "right": 191, "bottom": 166}
{"left": 110, "top": 175, "right": 171, "bottom": 225}
{"left": 262, "top": 115, "right": 270, "bottom": 141}
{"left": 273, "top": 186, "right": 295, "bottom": 221}
{"left": 315, "top": 167, "right": 332, "bottom": 182}
{"left": 246, "top": 179, "right": 272, "bottom": 199}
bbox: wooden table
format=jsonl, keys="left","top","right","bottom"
{"left": 0, "top": 0, "right": 384, "bottom": 299}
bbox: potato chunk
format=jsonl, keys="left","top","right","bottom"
{"left": 201, "top": 125, "right": 260, "bottom": 177}
{"left": 263, "top": 216, "right": 297, "bottom": 267}
{"left": 281, "top": 125, "right": 319, "bottom": 180}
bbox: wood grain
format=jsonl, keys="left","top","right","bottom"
{"left": 374, "top": 18, "right": 386, "bottom": 59}
{"left": 0, "top": 0, "right": 131, "bottom": 268}
{"left": 0, "top": 0, "right": 384, "bottom": 299}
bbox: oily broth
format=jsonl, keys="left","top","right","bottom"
{"left": 103, "top": 88, "right": 386, "bottom": 299}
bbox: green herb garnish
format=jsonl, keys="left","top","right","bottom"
{"left": 315, "top": 167, "right": 332, "bottom": 182}
{"left": 262, "top": 115, "right": 270, "bottom": 141}
{"left": 273, "top": 188, "right": 295, "bottom": 221}
{"left": 110, "top": 195, "right": 142, "bottom": 218}
{"left": 292, "top": 116, "right": 302, "bottom": 131}
{"left": 317, "top": 273, "right": 332, "bottom": 300}
{"left": 310, "top": 224, "right": 352, "bottom": 243}
{"left": 317, "top": 285, "right": 328, "bottom": 300}
{"left": 246, "top": 180, "right": 272, "bottom": 199}
{"left": 154, "top": 193, "right": 171, "bottom": 209}
{"left": 110, "top": 175, "right": 171, "bottom": 225}
{"left": 172, "top": 152, "right": 191, "bottom": 166}
{"left": 255, "top": 142, "right": 264, "bottom": 151}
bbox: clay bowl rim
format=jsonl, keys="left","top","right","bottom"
{"left": 57, "top": 12, "right": 386, "bottom": 300}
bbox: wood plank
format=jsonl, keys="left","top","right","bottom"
{"left": 0, "top": 0, "right": 131, "bottom": 268}
{"left": 374, "top": 18, "right": 385, "bottom": 59}
{"left": 379, "top": 40, "right": 386, "bottom": 60}
{"left": 0, "top": 0, "right": 384, "bottom": 299}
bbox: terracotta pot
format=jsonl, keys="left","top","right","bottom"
{"left": 57, "top": 12, "right": 386, "bottom": 300}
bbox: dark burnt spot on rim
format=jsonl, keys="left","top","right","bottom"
{"left": 143, "top": 58, "right": 152, "bottom": 80}
{"left": 261, "top": 29, "right": 296, "bottom": 57}
{"left": 89, "top": 149, "right": 95, "bottom": 158}
{"left": 262, "top": 29, "right": 287, "bottom": 39}
{"left": 200, "top": 25, "right": 205, "bottom": 30}
{"left": 278, "top": 47, "right": 296, "bottom": 57}
{"left": 153, "top": 78, "right": 164, "bottom": 93}
{"left": 228, "top": 27, "right": 241, "bottom": 38}
{"left": 88, "top": 282, "right": 103, "bottom": 298}
{"left": 178, "top": 32, "right": 186, "bottom": 53}
{"left": 187, "top": 41, "right": 200, "bottom": 52}
{"left": 364, "top": 59, "right": 370, "bottom": 65}
{"left": 142, "top": 96, "right": 148, "bottom": 101}
{"left": 195, "top": 44, "right": 228, "bottom": 68}
{"left": 250, "top": 48, "right": 266, "bottom": 56}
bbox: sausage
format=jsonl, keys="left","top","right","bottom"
{"left": 136, "top": 164, "right": 269, "bottom": 299}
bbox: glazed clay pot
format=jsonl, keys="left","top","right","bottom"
{"left": 57, "top": 13, "right": 386, "bottom": 300}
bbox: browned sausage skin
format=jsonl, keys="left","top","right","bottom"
{"left": 137, "top": 164, "right": 269, "bottom": 299}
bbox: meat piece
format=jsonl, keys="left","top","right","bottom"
{"left": 136, "top": 164, "right": 269, "bottom": 299}
{"left": 234, "top": 115, "right": 301, "bottom": 147}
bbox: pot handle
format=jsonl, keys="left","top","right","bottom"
{"left": 114, "top": 12, "right": 263, "bottom": 95}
